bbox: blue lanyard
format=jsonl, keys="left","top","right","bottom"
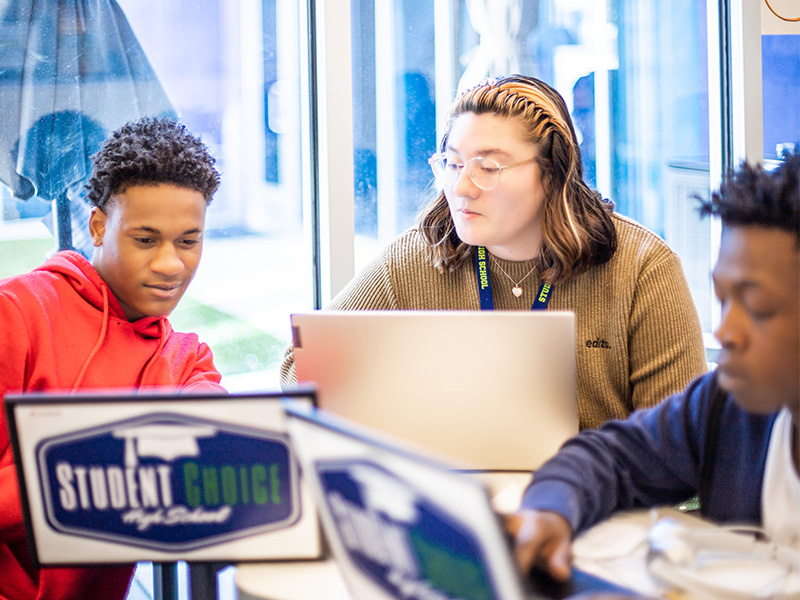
{"left": 474, "top": 246, "right": 551, "bottom": 311}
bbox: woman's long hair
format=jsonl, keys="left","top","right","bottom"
{"left": 418, "top": 75, "right": 617, "bottom": 284}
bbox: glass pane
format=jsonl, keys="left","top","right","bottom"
{"left": 118, "top": 0, "right": 312, "bottom": 389}
{"left": 350, "top": 0, "right": 712, "bottom": 330}
{"left": 762, "top": 34, "right": 800, "bottom": 161}
{"left": 0, "top": 0, "right": 313, "bottom": 390}
{"left": 351, "top": 0, "right": 438, "bottom": 266}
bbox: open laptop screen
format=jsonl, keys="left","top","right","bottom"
{"left": 284, "top": 401, "right": 530, "bottom": 600}
{"left": 291, "top": 310, "right": 578, "bottom": 472}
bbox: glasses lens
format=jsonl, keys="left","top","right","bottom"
{"left": 430, "top": 155, "right": 459, "bottom": 186}
{"left": 469, "top": 157, "right": 501, "bottom": 190}
{"left": 429, "top": 155, "right": 502, "bottom": 190}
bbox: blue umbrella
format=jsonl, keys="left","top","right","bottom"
{"left": 0, "top": 0, "right": 176, "bottom": 254}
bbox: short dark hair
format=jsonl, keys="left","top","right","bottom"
{"left": 699, "top": 151, "right": 799, "bottom": 243}
{"left": 85, "top": 116, "right": 220, "bottom": 209}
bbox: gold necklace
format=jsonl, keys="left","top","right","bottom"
{"left": 490, "top": 255, "right": 537, "bottom": 297}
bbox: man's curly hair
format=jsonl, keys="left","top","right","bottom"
{"left": 85, "top": 116, "right": 220, "bottom": 209}
{"left": 699, "top": 151, "right": 799, "bottom": 245}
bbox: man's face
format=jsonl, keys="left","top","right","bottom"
{"left": 712, "top": 225, "right": 800, "bottom": 415}
{"left": 90, "top": 183, "right": 207, "bottom": 321}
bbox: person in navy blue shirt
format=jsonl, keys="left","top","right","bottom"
{"left": 508, "top": 152, "right": 800, "bottom": 581}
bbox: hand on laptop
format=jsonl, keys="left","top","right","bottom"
{"left": 506, "top": 509, "right": 573, "bottom": 582}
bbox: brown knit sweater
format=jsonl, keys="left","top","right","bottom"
{"left": 282, "top": 213, "right": 708, "bottom": 429}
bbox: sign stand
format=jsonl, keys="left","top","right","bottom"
{"left": 188, "top": 562, "right": 228, "bottom": 600}
{"left": 153, "top": 563, "right": 179, "bottom": 600}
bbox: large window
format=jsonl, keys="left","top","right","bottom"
{"left": 1, "top": 3, "right": 795, "bottom": 383}
{"left": 2, "top": 0, "right": 795, "bottom": 384}
{"left": 119, "top": 0, "right": 314, "bottom": 390}
{"left": 348, "top": 0, "right": 714, "bottom": 328}
{"left": 0, "top": 0, "right": 313, "bottom": 391}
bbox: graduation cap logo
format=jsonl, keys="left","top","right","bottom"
{"left": 112, "top": 423, "right": 218, "bottom": 467}
{"left": 347, "top": 463, "right": 419, "bottom": 524}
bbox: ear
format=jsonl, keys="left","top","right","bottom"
{"left": 89, "top": 207, "right": 107, "bottom": 247}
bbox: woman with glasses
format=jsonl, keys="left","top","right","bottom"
{"left": 282, "top": 74, "right": 706, "bottom": 429}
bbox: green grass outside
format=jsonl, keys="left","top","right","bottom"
{"left": 169, "top": 297, "right": 285, "bottom": 376}
{"left": 0, "top": 238, "right": 282, "bottom": 377}
{"left": 0, "top": 237, "right": 55, "bottom": 279}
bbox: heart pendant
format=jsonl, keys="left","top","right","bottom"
{"left": 512, "top": 287, "right": 523, "bottom": 297}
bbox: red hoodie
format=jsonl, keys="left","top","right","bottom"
{"left": 0, "top": 251, "right": 224, "bottom": 600}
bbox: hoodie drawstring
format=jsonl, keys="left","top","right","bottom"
{"left": 71, "top": 285, "right": 109, "bottom": 392}
{"left": 139, "top": 321, "right": 168, "bottom": 386}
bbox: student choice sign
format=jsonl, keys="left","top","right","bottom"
{"left": 317, "top": 460, "right": 500, "bottom": 600}
{"left": 35, "top": 413, "right": 299, "bottom": 552}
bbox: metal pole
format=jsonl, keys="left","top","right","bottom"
{"left": 54, "top": 190, "right": 73, "bottom": 251}
{"left": 153, "top": 562, "right": 179, "bottom": 600}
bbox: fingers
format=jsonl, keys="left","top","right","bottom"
{"left": 509, "top": 510, "right": 573, "bottom": 582}
{"left": 547, "top": 535, "right": 573, "bottom": 581}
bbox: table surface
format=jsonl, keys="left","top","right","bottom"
{"left": 233, "top": 504, "right": 716, "bottom": 600}
{"left": 236, "top": 484, "right": 800, "bottom": 600}
{"left": 236, "top": 558, "right": 350, "bottom": 600}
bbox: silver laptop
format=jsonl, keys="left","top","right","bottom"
{"left": 290, "top": 310, "right": 577, "bottom": 471}
{"left": 282, "top": 401, "right": 633, "bottom": 600}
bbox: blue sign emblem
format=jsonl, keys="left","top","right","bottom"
{"left": 316, "top": 460, "right": 500, "bottom": 600}
{"left": 36, "top": 413, "right": 300, "bottom": 551}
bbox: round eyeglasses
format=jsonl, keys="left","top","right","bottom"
{"left": 428, "top": 153, "right": 536, "bottom": 191}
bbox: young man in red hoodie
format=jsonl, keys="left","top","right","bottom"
{"left": 0, "top": 117, "right": 224, "bottom": 600}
